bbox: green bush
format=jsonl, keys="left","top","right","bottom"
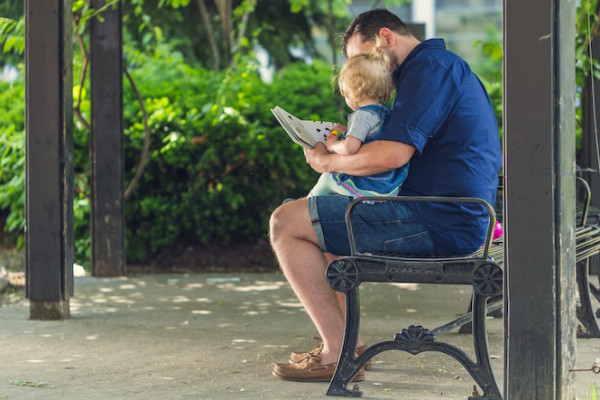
{"left": 0, "top": 45, "right": 344, "bottom": 265}
{"left": 0, "top": 77, "right": 25, "bottom": 246}
{"left": 122, "top": 52, "right": 342, "bottom": 261}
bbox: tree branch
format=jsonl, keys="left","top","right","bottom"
{"left": 123, "top": 65, "right": 150, "bottom": 200}
{"left": 73, "top": 16, "right": 91, "bottom": 131}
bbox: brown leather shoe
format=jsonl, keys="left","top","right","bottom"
{"left": 273, "top": 353, "right": 365, "bottom": 382}
{"left": 289, "top": 337, "right": 324, "bottom": 363}
{"left": 289, "top": 338, "right": 373, "bottom": 370}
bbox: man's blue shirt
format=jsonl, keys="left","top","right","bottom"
{"left": 382, "top": 39, "right": 502, "bottom": 255}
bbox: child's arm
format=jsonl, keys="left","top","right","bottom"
{"left": 326, "top": 134, "right": 363, "bottom": 155}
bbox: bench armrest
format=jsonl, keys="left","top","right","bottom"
{"left": 344, "top": 196, "right": 497, "bottom": 259}
{"left": 577, "top": 176, "right": 592, "bottom": 225}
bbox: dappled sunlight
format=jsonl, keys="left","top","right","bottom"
{"left": 195, "top": 297, "right": 212, "bottom": 303}
{"left": 183, "top": 283, "right": 205, "bottom": 290}
{"left": 275, "top": 299, "right": 303, "bottom": 308}
{"left": 261, "top": 344, "right": 291, "bottom": 349}
{"left": 232, "top": 338, "right": 257, "bottom": 344}
{"left": 172, "top": 296, "right": 191, "bottom": 303}
{"left": 390, "top": 282, "right": 421, "bottom": 291}
{"left": 213, "top": 280, "right": 286, "bottom": 292}
{"left": 66, "top": 275, "right": 300, "bottom": 325}
{"left": 118, "top": 284, "right": 136, "bottom": 290}
{"left": 107, "top": 296, "right": 136, "bottom": 305}
{"left": 191, "top": 310, "right": 212, "bottom": 315}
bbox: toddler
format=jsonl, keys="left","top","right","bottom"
{"left": 309, "top": 40, "right": 409, "bottom": 197}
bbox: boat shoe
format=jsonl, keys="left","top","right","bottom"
{"left": 289, "top": 337, "right": 373, "bottom": 370}
{"left": 273, "top": 353, "right": 365, "bottom": 382}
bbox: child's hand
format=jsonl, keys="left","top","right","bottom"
{"left": 333, "top": 123, "right": 347, "bottom": 132}
{"left": 326, "top": 134, "right": 340, "bottom": 151}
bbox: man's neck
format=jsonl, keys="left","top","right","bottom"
{"left": 394, "top": 35, "right": 421, "bottom": 68}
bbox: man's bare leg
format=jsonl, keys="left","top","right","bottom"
{"left": 270, "top": 198, "right": 363, "bottom": 365}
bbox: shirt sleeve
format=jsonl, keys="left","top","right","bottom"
{"left": 345, "top": 109, "right": 380, "bottom": 143}
{"left": 381, "top": 57, "right": 467, "bottom": 155}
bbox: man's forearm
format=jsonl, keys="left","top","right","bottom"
{"left": 325, "top": 140, "right": 414, "bottom": 176}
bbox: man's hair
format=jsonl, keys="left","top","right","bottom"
{"left": 341, "top": 8, "right": 413, "bottom": 57}
{"left": 337, "top": 39, "right": 395, "bottom": 105}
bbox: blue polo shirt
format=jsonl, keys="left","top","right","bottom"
{"left": 382, "top": 39, "right": 502, "bottom": 255}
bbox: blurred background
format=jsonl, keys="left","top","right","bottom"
{"left": 1, "top": 0, "right": 593, "bottom": 274}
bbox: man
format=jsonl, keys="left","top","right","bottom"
{"left": 270, "top": 8, "right": 502, "bottom": 382}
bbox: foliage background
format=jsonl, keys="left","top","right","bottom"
{"left": 0, "top": 0, "right": 598, "bottom": 267}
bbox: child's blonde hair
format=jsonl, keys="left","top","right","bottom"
{"left": 337, "top": 37, "right": 394, "bottom": 105}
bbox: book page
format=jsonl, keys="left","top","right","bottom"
{"left": 271, "top": 106, "right": 336, "bottom": 148}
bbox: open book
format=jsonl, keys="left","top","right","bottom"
{"left": 271, "top": 106, "right": 337, "bottom": 148}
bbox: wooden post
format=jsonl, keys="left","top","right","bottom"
{"left": 90, "top": 0, "right": 126, "bottom": 276}
{"left": 504, "top": 0, "right": 577, "bottom": 398}
{"left": 25, "top": 0, "right": 74, "bottom": 320}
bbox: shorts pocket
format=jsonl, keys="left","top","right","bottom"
{"left": 384, "top": 231, "right": 435, "bottom": 256}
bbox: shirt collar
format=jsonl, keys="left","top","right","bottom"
{"left": 392, "top": 38, "right": 446, "bottom": 84}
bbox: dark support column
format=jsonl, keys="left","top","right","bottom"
{"left": 90, "top": 0, "right": 125, "bottom": 277}
{"left": 504, "top": 0, "right": 576, "bottom": 398}
{"left": 25, "top": 0, "right": 74, "bottom": 320}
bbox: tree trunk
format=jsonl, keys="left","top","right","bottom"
{"left": 196, "top": 0, "right": 220, "bottom": 71}
{"left": 214, "top": 0, "right": 232, "bottom": 65}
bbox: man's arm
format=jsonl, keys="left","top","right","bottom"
{"left": 304, "top": 139, "right": 415, "bottom": 176}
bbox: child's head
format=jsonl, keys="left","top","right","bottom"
{"left": 337, "top": 38, "right": 395, "bottom": 109}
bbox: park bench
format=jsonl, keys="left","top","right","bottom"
{"left": 574, "top": 173, "right": 600, "bottom": 335}
{"left": 324, "top": 178, "right": 600, "bottom": 399}
{"left": 482, "top": 176, "right": 600, "bottom": 338}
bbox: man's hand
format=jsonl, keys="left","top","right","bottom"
{"left": 303, "top": 143, "right": 331, "bottom": 173}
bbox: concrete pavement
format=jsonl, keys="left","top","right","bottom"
{"left": 0, "top": 272, "right": 599, "bottom": 399}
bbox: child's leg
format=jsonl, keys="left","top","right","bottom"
{"left": 309, "top": 173, "right": 352, "bottom": 197}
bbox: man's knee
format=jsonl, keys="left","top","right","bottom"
{"left": 269, "top": 199, "right": 313, "bottom": 246}
{"left": 269, "top": 205, "right": 287, "bottom": 245}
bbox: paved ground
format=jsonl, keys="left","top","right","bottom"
{"left": 0, "top": 272, "right": 599, "bottom": 399}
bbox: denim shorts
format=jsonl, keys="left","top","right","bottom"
{"left": 308, "top": 195, "right": 437, "bottom": 256}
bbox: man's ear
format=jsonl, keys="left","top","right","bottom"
{"left": 378, "top": 28, "right": 395, "bottom": 47}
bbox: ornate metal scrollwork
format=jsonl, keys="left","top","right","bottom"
{"left": 394, "top": 325, "right": 436, "bottom": 344}
{"left": 326, "top": 259, "right": 358, "bottom": 292}
{"left": 473, "top": 262, "right": 503, "bottom": 297}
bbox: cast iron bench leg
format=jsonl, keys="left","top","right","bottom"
{"left": 326, "top": 286, "right": 364, "bottom": 397}
{"left": 468, "top": 291, "right": 503, "bottom": 400}
{"left": 326, "top": 263, "right": 503, "bottom": 399}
